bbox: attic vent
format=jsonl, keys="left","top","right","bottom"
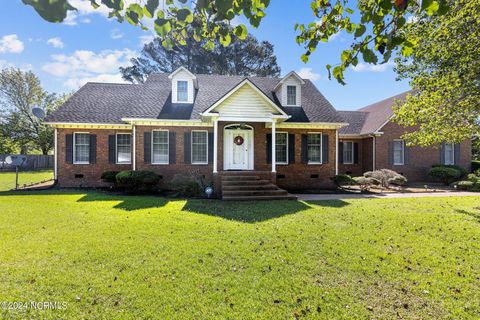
{"left": 74, "top": 174, "right": 84, "bottom": 179}
{"left": 310, "top": 174, "right": 319, "bottom": 179}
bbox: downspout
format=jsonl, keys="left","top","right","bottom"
{"left": 54, "top": 128, "right": 58, "bottom": 180}
{"left": 372, "top": 135, "right": 376, "bottom": 171}
{"left": 335, "top": 129, "right": 339, "bottom": 175}
{"left": 132, "top": 123, "right": 136, "bottom": 171}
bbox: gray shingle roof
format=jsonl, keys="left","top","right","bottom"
{"left": 45, "top": 73, "right": 345, "bottom": 124}
{"left": 338, "top": 111, "right": 369, "bottom": 135}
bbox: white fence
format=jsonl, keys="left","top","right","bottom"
{"left": 0, "top": 154, "right": 54, "bottom": 171}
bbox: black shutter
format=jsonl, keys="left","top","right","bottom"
{"left": 322, "top": 134, "right": 329, "bottom": 164}
{"left": 144, "top": 131, "right": 151, "bottom": 164}
{"left": 388, "top": 141, "right": 394, "bottom": 165}
{"left": 301, "top": 134, "right": 308, "bottom": 163}
{"left": 65, "top": 134, "right": 73, "bottom": 164}
{"left": 353, "top": 142, "right": 359, "bottom": 164}
{"left": 266, "top": 134, "right": 272, "bottom": 164}
{"left": 404, "top": 143, "right": 410, "bottom": 165}
{"left": 208, "top": 132, "right": 214, "bottom": 163}
{"left": 454, "top": 143, "right": 460, "bottom": 165}
{"left": 89, "top": 135, "right": 96, "bottom": 164}
{"left": 184, "top": 132, "right": 191, "bottom": 164}
{"left": 338, "top": 141, "right": 344, "bottom": 164}
{"left": 108, "top": 135, "right": 116, "bottom": 164}
{"left": 288, "top": 134, "right": 295, "bottom": 164}
{"left": 169, "top": 132, "right": 176, "bottom": 164}
{"left": 440, "top": 142, "right": 445, "bottom": 165}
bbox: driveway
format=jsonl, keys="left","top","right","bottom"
{"left": 295, "top": 191, "right": 478, "bottom": 201}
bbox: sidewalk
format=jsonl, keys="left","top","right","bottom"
{"left": 295, "top": 191, "right": 478, "bottom": 201}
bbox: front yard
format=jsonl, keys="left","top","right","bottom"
{"left": 0, "top": 190, "right": 479, "bottom": 319}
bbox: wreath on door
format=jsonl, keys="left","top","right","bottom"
{"left": 234, "top": 136, "right": 244, "bottom": 146}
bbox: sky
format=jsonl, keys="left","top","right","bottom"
{"left": 0, "top": 0, "right": 410, "bottom": 110}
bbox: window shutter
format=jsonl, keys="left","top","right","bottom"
{"left": 184, "top": 132, "right": 191, "bottom": 164}
{"left": 144, "top": 131, "right": 151, "bottom": 164}
{"left": 353, "top": 142, "right": 359, "bottom": 164}
{"left": 454, "top": 143, "right": 460, "bottom": 165}
{"left": 338, "top": 141, "right": 344, "bottom": 164}
{"left": 266, "top": 134, "right": 272, "bottom": 164}
{"left": 169, "top": 132, "right": 176, "bottom": 164}
{"left": 322, "top": 134, "right": 329, "bottom": 164}
{"left": 208, "top": 132, "right": 214, "bottom": 163}
{"left": 89, "top": 135, "right": 96, "bottom": 164}
{"left": 108, "top": 135, "right": 116, "bottom": 164}
{"left": 288, "top": 134, "right": 295, "bottom": 164}
{"left": 301, "top": 134, "right": 308, "bottom": 164}
{"left": 65, "top": 134, "right": 73, "bottom": 164}
{"left": 440, "top": 142, "right": 445, "bottom": 164}
{"left": 388, "top": 141, "right": 394, "bottom": 165}
{"left": 404, "top": 143, "right": 410, "bottom": 165}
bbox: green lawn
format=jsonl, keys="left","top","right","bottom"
{"left": 0, "top": 191, "right": 479, "bottom": 319}
{"left": 0, "top": 170, "right": 53, "bottom": 191}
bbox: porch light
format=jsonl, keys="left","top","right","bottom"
{"left": 205, "top": 186, "right": 214, "bottom": 198}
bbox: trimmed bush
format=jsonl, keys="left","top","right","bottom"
{"left": 452, "top": 180, "right": 474, "bottom": 190}
{"left": 472, "top": 160, "right": 480, "bottom": 173}
{"left": 116, "top": 170, "right": 160, "bottom": 193}
{"left": 101, "top": 171, "right": 119, "bottom": 183}
{"left": 428, "top": 166, "right": 463, "bottom": 185}
{"left": 364, "top": 169, "right": 406, "bottom": 188}
{"left": 353, "top": 176, "right": 378, "bottom": 192}
{"left": 388, "top": 175, "right": 408, "bottom": 186}
{"left": 170, "top": 171, "right": 211, "bottom": 198}
{"left": 432, "top": 164, "right": 467, "bottom": 177}
{"left": 331, "top": 174, "right": 356, "bottom": 187}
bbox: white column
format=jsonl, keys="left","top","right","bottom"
{"left": 372, "top": 136, "right": 376, "bottom": 171}
{"left": 132, "top": 125, "right": 136, "bottom": 170}
{"left": 335, "top": 129, "right": 339, "bottom": 175}
{"left": 271, "top": 120, "right": 276, "bottom": 173}
{"left": 213, "top": 119, "right": 218, "bottom": 173}
{"left": 54, "top": 128, "right": 58, "bottom": 180}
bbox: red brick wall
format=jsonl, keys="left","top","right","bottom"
{"left": 338, "top": 138, "right": 364, "bottom": 177}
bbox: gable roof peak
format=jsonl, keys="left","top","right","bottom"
{"left": 168, "top": 66, "right": 197, "bottom": 80}
{"left": 274, "top": 71, "right": 306, "bottom": 91}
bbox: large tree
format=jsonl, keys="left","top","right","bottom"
{"left": 393, "top": 0, "right": 479, "bottom": 146}
{"left": 0, "top": 68, "right": 67, "bottom": 154}
{"left": 120, "top": 30, "right": 280, "bottom": 83}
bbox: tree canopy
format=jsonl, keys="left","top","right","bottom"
{"left": 120, "top": 29, "right": 280, "bottom": 83}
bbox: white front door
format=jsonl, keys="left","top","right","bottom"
{"left": 224, "top": 128, "right": 253, "bottom": 170}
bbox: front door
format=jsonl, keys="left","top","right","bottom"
{"left": 224, "top": 127, "right": 253, "bottom": 170}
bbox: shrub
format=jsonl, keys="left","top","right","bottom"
{"left": 353, "top": 176, "right": 378, "bottom": 192}
{"left": 170, "top": 170, "right": 212, "bottom": 198}
{"left": 388, "top": 175, "right": 408, "bottom": 186}
{"left": 467, "top": 173, "right": 480, "bottom": 183}
{"left": 428, "top": 166, "right": 463, "bottom": 185}
{"left": 101, "top": 171, "right": 119, "bottom": 183}
{"left": 452, "top": 180, "right": 474, "bottom": 190}
{"left": 331, "top": 174, "right": 356, "bottom": 187}
{"left": 432, "top": 164, "right": 467, "bottom": 177}
{"left": 472, "top": 160, "right": 480, "bottom": 173}
{"left": 116, "top": 170, "right": 160, "bottom": 193}
{"left": 364, "top": 169, "right": 406, "bottom": 188}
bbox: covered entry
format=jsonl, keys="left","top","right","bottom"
{"left": 223, "top": 124, "right": 254, "bottom": 170}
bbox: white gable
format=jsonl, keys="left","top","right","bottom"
{"left": 275, "top": 72, "right": 304, "bottom": 107}
{"left": 169, "top": 67, "right": 196, "bottom": 104}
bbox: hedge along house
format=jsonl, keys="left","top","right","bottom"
{"left": 44, "top": 67, "right": 348, "bottom": 200}
{"left": 337, "top": 92, "right": 472, "bottom": 180}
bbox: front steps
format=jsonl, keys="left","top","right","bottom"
{"left": 221, "top": 174, "right": 297, "bottom": 201}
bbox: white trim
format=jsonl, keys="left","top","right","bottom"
{"left": 393, "top": 139, "right": 405, "bottom": 166}
{"left": 191, "top": 130, "right": 209, "bottom": 165}
{"left": 121, "top": 118, "right": 212, "bottom": 127}
{"left": 176, "top": 80, "right": 189, "bottom": 102}
{"left": 45, "top": 122, "right": 132, "bottom": 129}
{"left": 342, "top": 141, "right": 354, "bottom": 165}
{"left": 201, "top": 79, "right": 289, "bottom": 117}
{"left": 271, "top": 120, "right": 276, "bottom": 173}
{"left": 223, "top": 124, "right": 254, "bottom": 170}
{"left": 213, "top": 119, "right": 218, "bottom": 173}
{"left": 73, "top": 132, "right": 90, "bottom": 165}
{"left": 285, "top": 85, "right": 298, "bottom": 106}
{"left": 54, "top": 128, "right": 58, "bottom": 180}
{"left": 132, "top": 125, "right": 136, "bottom": 170}
{"left": 275, "top": 132, "right": 289, "bottom": 165}
{"left": 115, "top": 133, "right": 132, "bottom": 165}
{"left": 372, "top": 136, "right": 376, "bottom": 171}
{"left": 151, "top": 129, "right": 169, "bottom": 165}
{"left": 273, "top": 71, "right": 306, "bottom": 91}
{"left": 335, "top": 130, "right": 339, "bottom": 175}
{"left": 218, "top": 116, "right": 289, "bottom": 123}
{"left": 307, "top": 132, "right": 323, "bottom": 165}
{"left": 443, "top": 142, "right": 455, "bottom": 165}
{"left": 269, "top": 122, "right": 347, "bottom": 129}
{"left": 168, "top": 66, "right": 197, "bottom": 80}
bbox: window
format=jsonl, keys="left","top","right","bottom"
{"left": 177, "top": 80, "right": 188, "bottom": 102}
{"left": 276, "top": 133, "right": 288, "bottom": 164}
{"left": 192, "top": 131, "right": 208, "bottom": 164}
{"left": 444, "top": 143, "right": 455, "bottom": 165}
{"left": 116, "top": 133, "right": 131, "bottom": 164}
{"left": 343, "top": 141, "right": 354, "bottom": 164}
{"left": 74, "top": 133, "right": 90, "bottom": 164}
{"left": 393, "top": 140, "right": 404, "bottom": 165}
{"left": 307, "top": 133, "right": 322, "bottom": 164}
{"left": 287, "top": 85, "right": 297, "bottom": 105}
{"left": 152, "top": 131, "right": 169, "bottom": 164}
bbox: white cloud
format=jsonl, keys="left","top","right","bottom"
{"left": 139, "top": 34, "right": 155, "bottom": 45}
{"left": 111, "top": 29, "right": 124, "bottom": 40}
{"left": 69, "top": 0, "right": 110, "bottom": 16}
{"left": 296, "top": 68, "right": 321, "bottom": 81}
{"left": 63, "top": 11, "right": 78, "bottom": 26}
{"left": 47, "top": 37, "right": 64, "bottom": 48}
{"left": 351, "top": 61, "right": 395, "bottom": 73}
{"left": 0, "top": 34, "right": 24, "bottom": 54}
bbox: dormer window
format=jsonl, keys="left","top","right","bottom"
{"left": 177, "top": 81, "right": 188, "bottom": 102}
{"left": 287, "top": 85, "right": 297, "bottom": 106}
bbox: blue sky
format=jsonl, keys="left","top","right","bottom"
{"left": 0, "top": 1, "right": 410, "bottom": 110}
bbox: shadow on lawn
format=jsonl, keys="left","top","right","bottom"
{"left": 455, "top": 209, "right": 480, "bottom": 222}
{"left": 76, "top": 192, "right": 170, "bottom": 211}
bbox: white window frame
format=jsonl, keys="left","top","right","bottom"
{"left": 444, "top": 142, "right": 455, "bottom": 165}
{"left": 151, "top": 130, "right": 169, "bottom": 165}
{"left": 343, "top": 141, "right": 354, "bottom": 165}
{"left": 191, "top": 130, "right": 208, "bottom": 165}
{"left": 116, "top": 133, "right": 132, "bottom": 164}
{"left": 73, "top": 132, "right": 90, "bottom": 165}
{"left": 275, "top": 132, "right": 289, "bottom": 165}
{"left": 286, "top": 85, "right": 297, "bottom": 106}
{"left": 177, "top": 80, "right": 188, "bottom": 102}
{"left": 393, "top": 139, "right": 405, "bottom": 166}
{"left": 307, "top": 132, "right": 322, "bottom": 165}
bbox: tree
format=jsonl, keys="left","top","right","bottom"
{"left": 393, "top": 0, "right": 479, "bottom": 146}
{"left": 120, "top": 30, "right": 280, "bottom": 83}
{"left": 0, "top": 68, "right": 67, "bottom": 155}
{"left": 22, "top": 0, "right": 450, "bottom": 83}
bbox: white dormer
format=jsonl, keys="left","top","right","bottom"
{"left": 274, "top": 71, "right": 305, "bottom": 107}
{"left": 168, "top": 66, "right": 197, "bottom": 104}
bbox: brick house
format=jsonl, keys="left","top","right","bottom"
{"left": 45, "top": 68, "right": 471, "bottom": 199}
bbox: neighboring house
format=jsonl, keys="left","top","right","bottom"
{"left": 338, "top": 92, "right": 471, "bottom": 180}
{"left": 45, "top": 67, "right": 471, "bottom": 198}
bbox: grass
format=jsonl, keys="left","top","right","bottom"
{"left": 0, "top": 190, "right": 479, "bottom": 319}
{"left": 0, "top": 170, "right": 53, "bottom": 191}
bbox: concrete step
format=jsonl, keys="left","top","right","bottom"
{"left": 222, "top": 184, "right": 279, "bottom": 191}
{"left": 223, "top": 189, "right": 288, "bottom": 197}
{"left": 221, "top": 175, "right": 260, "bottom": 181}
{"left": 222, "top": 194, "right": 298, "bottom": 201}
{"left": 222, "top": 179, "right": 271, "bottom": 186}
